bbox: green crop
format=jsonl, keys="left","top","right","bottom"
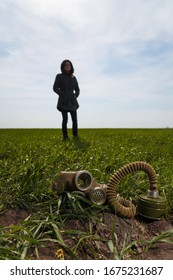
{"left": 0, "top": 128, "right": 173, "bottom": 259}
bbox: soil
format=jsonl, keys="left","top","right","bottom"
{"left": 0, "top": 209, "right": 173, "bottom": 260}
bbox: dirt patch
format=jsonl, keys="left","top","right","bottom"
{"left": 0, "top": 209, "right": 173, "bottom": 260}
{"left": 0, "top": 209, "right": 29, "bottom": 227}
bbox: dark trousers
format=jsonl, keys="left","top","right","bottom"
{"left": 61, "top": 110, "right": 78, "bottom": 138}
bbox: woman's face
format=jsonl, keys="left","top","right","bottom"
{"left": 64, "top": 61, "right": 71, "bottom": 73}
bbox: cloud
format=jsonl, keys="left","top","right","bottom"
{"left": 0, "top": 0, "right": 173, "bottom": 128}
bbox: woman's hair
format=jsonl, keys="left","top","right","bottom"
{"left": 60, "top": 59, "right": 74, "bottom": 75}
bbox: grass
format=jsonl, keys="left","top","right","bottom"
{"left": 0, "top": 128, "right": 173, "bottom": 259}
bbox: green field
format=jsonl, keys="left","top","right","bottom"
{"left": 0, "top": 128, "right": 173, "bottom": 259}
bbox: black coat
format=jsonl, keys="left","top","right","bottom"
{"left": 53, "top": 73, "right": 80, "bottom": 111}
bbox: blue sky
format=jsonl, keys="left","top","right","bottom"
{"left": 0, "top": 0, "right": 173, "bottom": 128}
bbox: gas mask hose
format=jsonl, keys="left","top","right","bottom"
{"left": 106, "top": 161, "right": 158, "bottom": 218}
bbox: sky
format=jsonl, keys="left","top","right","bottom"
{"left": 0, "top": 0, "right": 173, "bottom": 128}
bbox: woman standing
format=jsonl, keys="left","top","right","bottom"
{"left": 53, "top": 60, "right": 80, "bottom": 140}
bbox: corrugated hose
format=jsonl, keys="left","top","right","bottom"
{"left": 106, "top": 161, "right": 158, "bottom": 218}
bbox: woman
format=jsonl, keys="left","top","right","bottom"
{"left": 53, "top": 60, "right": 80, "bottom": 140}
